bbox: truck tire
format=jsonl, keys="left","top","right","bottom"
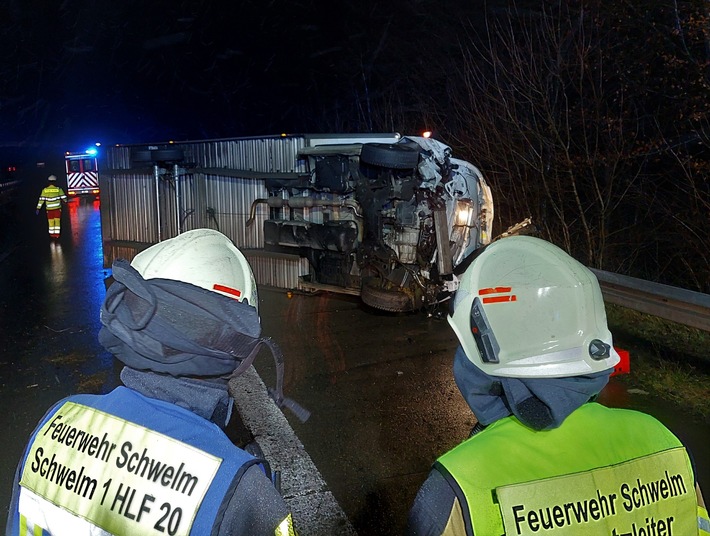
{"left": 360, "top": 277, "right": 418, "bottom": 312}
{"left": 360, "top": 143, "right": 420, "bottom": 169}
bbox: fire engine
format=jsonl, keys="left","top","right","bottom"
{"left": 65, "top": 147, "right": 100, "bottom": 196}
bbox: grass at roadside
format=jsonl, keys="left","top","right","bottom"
{"left": 605, "top": 304, "right": 710, "bottom": 421}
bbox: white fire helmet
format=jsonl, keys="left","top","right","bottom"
{"left": 130, "top": 228, "right": 259, "bottom": 311}
{"left": 48, "top": 175, "right": 57, "bottom": 181}
{"left": 448, "top": 236, "right": 620, "bottom": 378}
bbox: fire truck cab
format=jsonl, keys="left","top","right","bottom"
{"left": 65, "top": 149, "right": 100, "bottom": 197}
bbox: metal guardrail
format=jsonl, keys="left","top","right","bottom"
{"left": 0, "top": 179, "right": 21, "bottom": 205}
{"left": 591, "top": 268, "right": 710, "bottom": 333}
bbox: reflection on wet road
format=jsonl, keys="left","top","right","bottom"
{"left": 1, "top": 186, "right": 708, "bottom": 535}
{"left": 256, "top": 289, "right": 710, "bottom": 536}
{"left": 0, "top": 193, "right": 120, "bottom": 528}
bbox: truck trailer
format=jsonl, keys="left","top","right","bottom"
{"left": 100, "top": 133, "right": 497, "bottom": 312}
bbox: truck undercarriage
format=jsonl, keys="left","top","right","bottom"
{"left": 251, "top": 136, "right": 494, "bottom": 312}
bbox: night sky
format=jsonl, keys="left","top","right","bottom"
{"left": 1, "top": 0, "right": 446, "bottom": 153}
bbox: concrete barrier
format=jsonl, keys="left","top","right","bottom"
{"left": 229, "top": 367, "right": 357, "bottom": 535}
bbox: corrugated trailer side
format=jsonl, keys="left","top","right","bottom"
{"left": 99, "top": 135, "right": 310, "bottom": 289}
{"left": 99, "top": 133, "right": 402, "bottom": 291}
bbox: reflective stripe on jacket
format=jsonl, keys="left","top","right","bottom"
{"left": 36, "top": 185, "right": 67, "bottom": 211}
{"left": 9, "top": 387, "right": 263, "bottom": 536}
{"left": 436, "top": 402, "right": 705, "bottom": 535}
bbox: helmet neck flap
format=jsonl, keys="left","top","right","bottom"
{"left": 453, "top": 346, "right": 610, "bottom": 430}
{"left": 100, "top": 259, "right": 309, "bottom": 422}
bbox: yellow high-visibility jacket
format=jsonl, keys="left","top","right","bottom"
{"left": 36, "top": 185, "right": 67, "bottom": 211}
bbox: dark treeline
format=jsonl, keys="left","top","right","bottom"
{"left": 304, "top": 0, "right": 710, "bottom": 293}
{"left": 1, "top": 0, "right": 707, "bottom": 290}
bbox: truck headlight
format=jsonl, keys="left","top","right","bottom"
{"left": 454, "top": 200, "right": 474, "bottom": 227}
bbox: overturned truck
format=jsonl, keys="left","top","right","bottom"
{"left": 100, "top": 133, "right": 493, "bottom": 312}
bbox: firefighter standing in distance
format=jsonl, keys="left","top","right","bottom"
{"left": 7, "top": 229, "right": 308, "bottom": 536}
{"left": 407, "top": 235, "right": 709, "bottom": 536}
{"left": 35, "top": 174, "right": 67, "bottom": 238}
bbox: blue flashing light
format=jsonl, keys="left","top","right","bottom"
{"left": 85, "top": 147, "right": 98, "bottom": 156}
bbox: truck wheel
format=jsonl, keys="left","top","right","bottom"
{"left": 360, "top": 277, "right": 419, "bottom": 312}
{"left": 360, "top": 143, "right": 420, "bottom": 169}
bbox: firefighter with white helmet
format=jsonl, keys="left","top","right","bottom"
{"left": 8, "top": 229, "right": 307, "bottom": 536}
{"left": 408, "top": 235, "right": 709, "bottom": 536}
{"left": 448, "top": 235, "right": 620, "bottom": 380}
{"left": 129, "top": 227, "right": 259, "bottom": 307}
{"left": 35, "top": 174, "right": 67, "bottom": 238}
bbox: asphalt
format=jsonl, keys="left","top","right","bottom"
{"left": 230, "top": 367, "right": 356, "bottom": 535}
{"left": 2, "top": 181, "right": 709, "bottom": 536}
{"left": 232, "top": 286, "right": 710, "bottom": 536}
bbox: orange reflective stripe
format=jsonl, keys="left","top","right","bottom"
{"left": 482, "top": 295, "right": 517, "bottom": 304}
{"left": 213, "top": 284, "right": 242, "bottom": 299}
{"left": 478, "top": 287, "right": 512, "bottom": 295}
{"left": 479, "top": 287, "right": 517, "bottom": 303}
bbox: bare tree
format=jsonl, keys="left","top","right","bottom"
{"left": 305, "top": 0, "right": 709, "bottom": 290}
{"left": 435, "top": 4, "right": 645, "bottom": 269}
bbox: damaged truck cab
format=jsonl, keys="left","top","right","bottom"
{"left": 252, "top": 135, "right": 493, "bottom": 312}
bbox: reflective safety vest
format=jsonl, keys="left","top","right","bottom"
{"left": 36, "top": 185, "right": 67, "bottom": 211}
{"left": 9, "top": 387, "right": 264, "bottom": 536}
{"left": 436, "top": 402, "right": 710, "bottom": 536}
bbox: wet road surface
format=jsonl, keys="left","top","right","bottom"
{"left": 0, "top": 181, "right": 122, "bottom": 530}
{"left": 255, "top": 290, "right": 710, "bottom": 535}
{"left": 1, "top": 178, "right": 708, "bottom": 535}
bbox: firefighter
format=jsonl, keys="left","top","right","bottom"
{"left": 407, "top": 236, "right": 709, "bottom": 536}
{"left": 7, "top": 229, "right": 307, "bottom": 536}
{"left": 35, "top": 174, "right": 68, "bottom": 238}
